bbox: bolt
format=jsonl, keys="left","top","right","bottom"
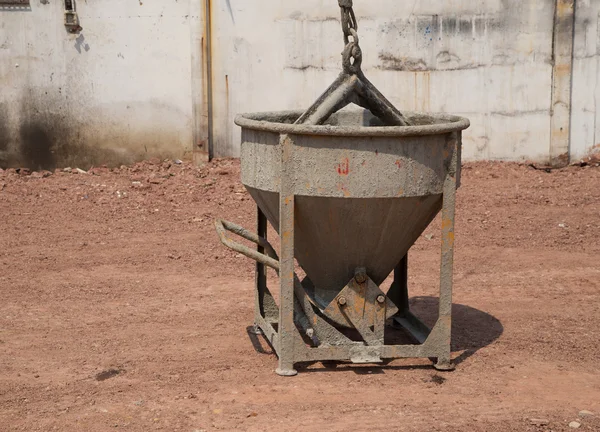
{"left": 338, "top": 296, "right": 347, "bottom": 306}
{"left": 354, "top": 271, "right": 367, "bottom": 284}
{"left": 376, "top": 295, "right": 385, "bottom": 304}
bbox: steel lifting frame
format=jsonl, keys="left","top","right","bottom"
{"left": 216, "top": 132, "right": 461, "bottom": 376}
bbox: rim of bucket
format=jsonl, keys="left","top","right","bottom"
{"left": 235, "top": 110, "right": 470, "bottom": 137}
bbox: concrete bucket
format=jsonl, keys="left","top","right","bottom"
{"left": 215, "top": 1, "right": 470, "bottom": 376}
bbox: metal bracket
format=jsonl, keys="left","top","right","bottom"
{"left": 323, "top": 269, "right": 398, "bottom": 355}
{"left": 64, "top": 0, "right": 82, "bottom": 33}
{"left": 324, "top": 269, "right": 398, "bottom": 332}
{"left": 294, "top": 71, "right": 411, "bottom": 127}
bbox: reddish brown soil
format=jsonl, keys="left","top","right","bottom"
{"left": 1, "top": 160, "right": 599, "bottom": 432}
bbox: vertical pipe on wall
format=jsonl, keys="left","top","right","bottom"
{"left": 191, "top": 0, "right": 212, "bottom": 164}
{"left": 205, "top": 0, "right": 214, "bottom": 161}
{"left": 550, "top": 0, "right": 576, "bottom": 167}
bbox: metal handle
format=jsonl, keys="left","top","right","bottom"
{"left": 215, "top": 219, "right": 320, "bottom": 343}
{"left": 214, "top": 219, "right": 280, "bottom": 271}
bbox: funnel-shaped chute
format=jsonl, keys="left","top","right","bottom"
{"left": 247, "top": 189, "right": 442, "bottom": 305}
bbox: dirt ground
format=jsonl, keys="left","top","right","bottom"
{"left": 1, "top": 159, "right": 599, "bottom": 432}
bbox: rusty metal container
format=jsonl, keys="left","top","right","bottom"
{"left": 215, "top": 1, "right": 470, "bottom": 376}
{"left": 236, "top": 110, "right": 468, "bottom": 307}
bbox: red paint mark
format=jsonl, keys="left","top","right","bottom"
{"left": 336, "top": 158, "right": 350, "bottom": 175}
{"left": 395, "top": 160, "right": 402, "bottom": 168}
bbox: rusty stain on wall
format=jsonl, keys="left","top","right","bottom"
{"left": 550, "top": 0, "right": 576, "bottom": 167}
{"left": 1, "top": 1, "right": 194, "bottom": 169}
{"left": 378, "top": 54, "right": 427, "bottom": 72}
{"left": 0, "top": 105, "right": 10, "bottom": 155}
{"left": 2, "top": 89, "right": 189, "bottom": 170}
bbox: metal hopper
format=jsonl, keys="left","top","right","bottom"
{"left": 215, "top": 0, "right": 470, "bottom": 376}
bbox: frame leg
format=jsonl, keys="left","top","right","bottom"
{"left": 434, "top": 131, "right": 460, "bottom": 372}
{"left": 390, "top": 253, "right": 433, "bottom": 345}
{"left": 388, "top": 254, "right": 409, "bottom": 314}
{"left": 254, "top": 206, "right": 268, "bottom": 333}
{"left": 276, "top": 134, "right": 297, "bottom": 377}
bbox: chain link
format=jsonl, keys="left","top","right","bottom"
{"left": 338, "top": 0, "right": 361, "bottom": 74}
{"left": 339, "top": 1, "right": 358, "bottom": 45}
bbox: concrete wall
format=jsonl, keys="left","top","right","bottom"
{"left": 211, "top": 0, "right": 560, "bottom": 162}
{"left": 571, "top": 0, "right": 600, "bottom": 161}
{"left": 1, "top": 0, "right": 598, "bottom": 167}
{"left": 0, "top": 0, "right": 197, "bottom": 170}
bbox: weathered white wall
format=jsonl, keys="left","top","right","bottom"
{"left": 211, "top": 0, "right": 559, "bottom": 161}
{"left": 571, "top": 0, "right": 600, "bottom": 160}
{"left": 0, "top": 0, "right": 196, "bottom": 169}
{"left": 1, "top": 0, "right": 597, "bottom": 167}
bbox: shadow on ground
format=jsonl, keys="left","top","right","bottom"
{"left": 409, "top": 296, "right": 504, "bottom": 365}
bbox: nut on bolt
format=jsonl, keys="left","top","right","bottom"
{"left": 338, "top": 296, "right": 347, "bottom": 306}
{"left": 376, "top": 295, "right": 386, "bottom": 304}
{"left": 354, "top": 268, "right": 367, "bottom": 284}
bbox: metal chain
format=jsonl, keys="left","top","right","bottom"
{"left": 338, "top": 0, "right": 362, "bottom": 74}
{"left": 339, "top": 0, "right": 358, "bottom": 45}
